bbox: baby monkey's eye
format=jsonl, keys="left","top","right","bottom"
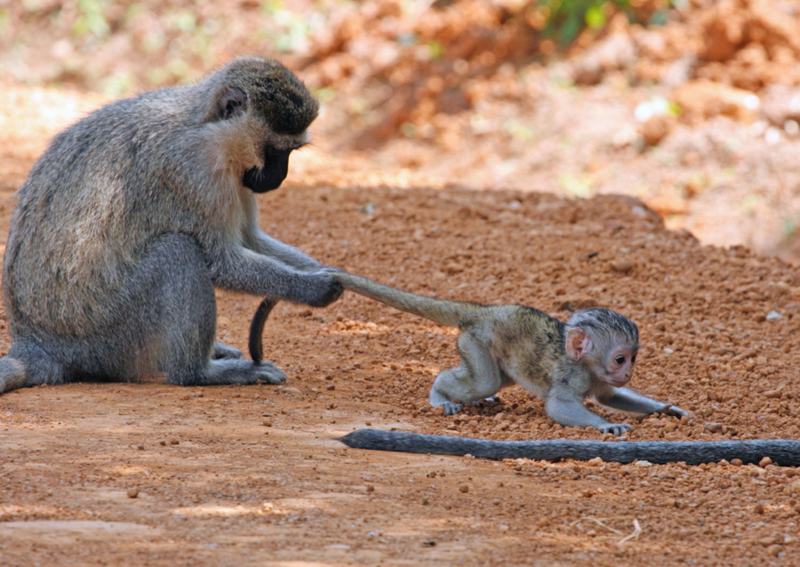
{"left": 631, "top": 354, "right": 637, "bottom": 364}
{"left": 615, "top": 355, "right": 626, "bottom": 365}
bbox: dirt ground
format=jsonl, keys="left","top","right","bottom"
{"left": 2, "top": 101, "right": 800, "bottom": 565}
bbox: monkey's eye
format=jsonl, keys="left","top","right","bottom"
{"left": 614, "top": 355, "right": 626, "bottom": 365}
{"left": 631, "top": 354, "right": 637, "bottom": 364}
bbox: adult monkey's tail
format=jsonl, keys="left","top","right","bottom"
{"left": 340, "top": 429, "right": 800, "bottom": 466}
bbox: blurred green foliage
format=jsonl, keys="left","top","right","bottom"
{"left": 73, "top": 0, "right": 110, "bottom": 39}
{"left": 535, "top": 0, "right": 670, "bottom": 44}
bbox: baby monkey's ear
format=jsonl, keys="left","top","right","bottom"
{"left": 214, "top": 86, "right": 248, "bottom": 121}
{"left": 566, "top": 328, "right": 592, "bottom": 361}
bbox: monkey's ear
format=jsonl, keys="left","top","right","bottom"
{"left": 214, "top": 86, "right": 248, "bottom": 121}
{"left": 566, "top": 328, "right": 592, "bottom": 361}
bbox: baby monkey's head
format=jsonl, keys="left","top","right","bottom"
{"left": 564, "top": 307, "right": 639, "bottom": 387}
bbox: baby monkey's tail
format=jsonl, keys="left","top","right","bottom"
{"left": 329, "top": 270, "right": 482, "bottom": 328}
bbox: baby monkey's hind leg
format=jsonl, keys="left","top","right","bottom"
{"left": 429, "top": 331, "right": 502, "bottom": 415}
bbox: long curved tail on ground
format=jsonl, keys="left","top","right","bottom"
{"left": 330, "top": 270, "right": 482, "bottom": 328}
{"left": 340, "top": 429, "right": 800, "bottom": 466}
{"left": 0, "top": 356, "right": 28, "bottom": 394}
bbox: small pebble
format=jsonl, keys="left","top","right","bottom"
{"left": 759, "top": 456, "right": 773, "bottom": 468}
{"left": 459, "top": 485, "right": 469, "bottom": 493}
{"left": 135, "top": 444, "right": 144, "bottom": 451}
{"left": 730, "top": 459, "right": 743, "bottom": 466}
{"left": 766, "top": 544, "right": 783, "bottom": 557}
{"left": 611, "top": 260, "right": 634, "bottom": 274}
{"left": 366, "top": 485, "right": 375, "bottom": 493}
{"left": 753, "top": 503, "right": 765, "bottom": 515}
{"left": 127, "top": 488, "right": 139, "bottom": 499}
{"left": 704, "top": 422, "right": 723, "bottom": 433}
{"left": 537, "top": 518, "right": 551, "bottom": 528}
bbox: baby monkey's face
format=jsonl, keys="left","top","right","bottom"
{"left": 600, "top": 344, "right": 638, "bottom": 387}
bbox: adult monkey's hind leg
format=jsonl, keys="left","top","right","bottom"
{"left": 213, "top": 342, "right": 243, "bottom": 360}
{"left": 135, "top": 233, "right": 286, "bottom": 386}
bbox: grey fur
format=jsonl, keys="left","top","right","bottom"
{"left": 341, "top": 429, "right": 800, "bottom": 466}
{"left": 566, "top": 307, "right": 638, "bottom": 347}
{"left": 0, "top": 55, "right": 342, "bottom": 395}
{"left": 324, "top": 270, "right": 684, "bottom": 435}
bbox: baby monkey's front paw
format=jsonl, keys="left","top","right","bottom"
{"left": 664, "top": 405, "right": 688, "bottom": 419}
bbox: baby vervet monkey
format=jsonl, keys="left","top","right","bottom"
{"left": 250, "top": 269, "right": 685, "bottom": 434}
{"left": 328, "top": 270, "right": 686, "bottom": 434}
{"left": 323, "top": 272, "right": 800, "bottom": 466}
{"left": 0, "top": 56, "right": 342, "bottom": 395}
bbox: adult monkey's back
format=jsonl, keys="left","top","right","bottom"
{"left": 0, "top": 55, "right": 342, "bottom": 394}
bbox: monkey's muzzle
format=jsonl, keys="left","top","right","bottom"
{"left": 243, "top": 147, "right": 292, "bottom": 193}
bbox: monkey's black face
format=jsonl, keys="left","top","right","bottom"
{"left": 243, "top": 147, "right": 292, "bottom": 193}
